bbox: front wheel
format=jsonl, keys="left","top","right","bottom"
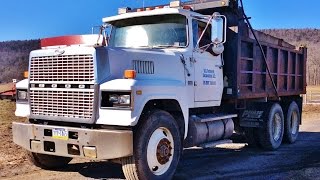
{"left": 121, "top": 110, "right": 182, "bottom": 180}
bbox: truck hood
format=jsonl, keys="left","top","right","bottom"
{"left": 103, "top": 47, "right": 187, "bottom": 84}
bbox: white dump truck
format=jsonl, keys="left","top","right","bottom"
{"left": 13, "top": 0, "right": 307, "bottom": 179}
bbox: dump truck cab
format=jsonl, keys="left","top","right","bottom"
{"left": 13, "top": 4, "right": 229, "bottom": 179}
{"left": 100, "top": 6, "right": 227, "bottom": 126}
{"left": 14, "top": 4, "right": 228, "bottom": 132}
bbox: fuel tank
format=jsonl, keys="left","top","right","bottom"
{"left": 185, "top": 118, "right": 234, "bottom": 147}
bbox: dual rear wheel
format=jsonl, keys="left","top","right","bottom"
{"left": 245, "top": 101, "right": 300, "bottom": 150}
{"left": 284, "top": 101, "right": 300, "bottom": 143}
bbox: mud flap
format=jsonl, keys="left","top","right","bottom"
{"left": 239, "top": 102, "right": 273, "bottom": 128}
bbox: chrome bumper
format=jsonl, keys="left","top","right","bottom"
{"left": 12, "top": 122, "right": 133, "bottom": 160}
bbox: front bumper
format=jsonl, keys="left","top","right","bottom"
{"left": 12, "top": 122, "right": 133, "bottom": 160}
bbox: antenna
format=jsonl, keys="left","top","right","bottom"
{"left": 136, "top": 0, "right": 145, "bottom": 8}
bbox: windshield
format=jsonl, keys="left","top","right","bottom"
{"left": 109, "top": 14, "right": 187, "bottom": 48}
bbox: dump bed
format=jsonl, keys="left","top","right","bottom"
{"left": 226, "top": 29, "right": 307, "bottom": 100}
{"left": 192, "top": 0, "right": 307, "bottom": 100}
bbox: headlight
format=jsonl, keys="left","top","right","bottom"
{"left": 119, "top": 95, "right": 131, "bottom": 104}
{"left": 101, "top": 91, "right": 131, "bottom": 108}
{"left": 17, "top": 89, "right": 28, "bottom": 101}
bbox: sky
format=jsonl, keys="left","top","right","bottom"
{"left": 0, "top": 0, "right": 319, "bottom": 41}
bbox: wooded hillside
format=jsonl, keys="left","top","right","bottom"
{"left": 0, "top": 40, "right": 40, "bottom": 83}
{"left": 261, "top": 29, "right": 320, "bottom": 86}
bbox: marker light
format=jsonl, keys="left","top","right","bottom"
{"left": 118, "top": 7, "right": 131, "bottom": 14}
{"left": 183, "top": 5, "right": 192, "bottom": 10}
{"left": 23, "top": 71, "right": 29, "bottom": 78}
{"left": 136, "top": 90, "right": 142, "bottom": 95}
{"left": 170, "top": 0, "right": 181, "bottom": 8}
{"left": 124, "top": 70, "right": 136, "bottom": 79}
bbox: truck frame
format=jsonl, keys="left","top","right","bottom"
{"left": 13, "top": 0, "right": 307, "bottom": 179}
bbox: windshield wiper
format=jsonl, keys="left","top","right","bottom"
{"left": 151, "top": 45, "right": 181, "bottom": 49}
{"left": 128, "top": 45, "right": 182, "bottom": 49}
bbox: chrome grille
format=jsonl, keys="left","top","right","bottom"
{"left": 30, "top": 89, "right": 94, "bottom": 119}
{"left": 30, "top": 54, "right": 94, "bottom": 82}
{"left": 133, "top": 60, "right": 154, "bottom": 74}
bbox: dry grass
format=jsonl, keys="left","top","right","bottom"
{"left": 0, "top": 100, "right": 20, "bottom": 125}
{"left": 0, "top": 100, "right": 33, "bottom": 177}
{"left": 305, "top": 86, "right": 320, "bottom": 103}
{"left": 0, "top": 83, "right": 14, "bottom": 93}
{"left": 307, "top": 86, "right": 320, "bottom": 92}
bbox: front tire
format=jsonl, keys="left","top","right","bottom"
{"left": 121, "top": 110, "right": 182, "bottom": 180}
{"left": 283, "top": 101, "right": 300, "bottom": 143}
{"left": 259, "top": 103, "right": 284, "bottom": 150}
{"left": 28, "top": 152, "right": 72, "bottom": 169}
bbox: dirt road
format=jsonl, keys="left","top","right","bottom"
{"left": 1, "top": 101, "right": 319, "bottom": 180}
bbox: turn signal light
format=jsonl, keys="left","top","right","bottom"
{"left": 124, "top": 70, "right": 136, "bottom": 79}
{"left": 23, "top": 71, "right": 29, "bottom": 78}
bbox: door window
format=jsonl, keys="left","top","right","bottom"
{"left": 192, "top": 20, "right": 211, "bottom": 49}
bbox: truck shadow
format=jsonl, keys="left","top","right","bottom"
{"left": 175, "top": 131, "right": 320, "bottom": 179}
{"left": 50, "top": 132, "right": 320, "bottom": 180}
{"left": 54, "top": 161, "right": 125, "bottom": 179}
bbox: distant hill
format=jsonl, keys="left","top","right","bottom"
{"left": 260, "top": 29, "right": 320, "bottom": 85}
{"left": 0, "top": 40, "right": 40, "bottom": 83}
{"left": 261, "top": 29, "right": 320, "bottom": 44}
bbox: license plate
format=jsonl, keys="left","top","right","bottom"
{"left": 52, "top": 128, "right": 69, "bottom": 140}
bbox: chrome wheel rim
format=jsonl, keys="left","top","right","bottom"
{"left": 272, "top": 113, "right": 282, "bottom": 141}
{"left": 147, "top": 127, "right": 174, "bottom": 176}
{"left": 291, "top": 111, "right": 299, "bottom": 135}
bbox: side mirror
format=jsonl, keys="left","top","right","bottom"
{"left": 91, "top": 23, "right": 111, "bottom": 46}
{"left": 211, "top": 13, "right": 227, "bottom": 44}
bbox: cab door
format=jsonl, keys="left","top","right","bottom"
{"left": 192, "top": 20, "right": 223, "bottom": 104}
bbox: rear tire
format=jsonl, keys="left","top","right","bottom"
{"left": 258, "top": 103, "right": 284, "bottom": 150}
{"left": 121, "top": 110, "right": 182, "bottom": 180}
{"left": 28, "top": 152, "right": 72, "bottom": 169}
{"left": 283, "top": 101, "right": 300, "bottom": 143}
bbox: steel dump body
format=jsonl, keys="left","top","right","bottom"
{"left": 222, "top": 21, "right": 307, "bottom": 100}
{"left": 230, "top": 33, "right": 307, "bottom": 99}
{"left": 193, "top": 2, "right": 307, "bottom": 100}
